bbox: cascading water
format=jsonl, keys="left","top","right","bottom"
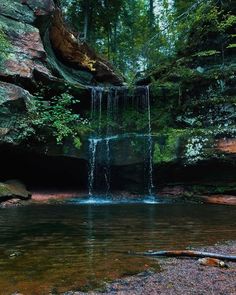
{"left": 88, "top": 138, "right": 99, "bottom": 196}
{"left": 105, "top": 138, "right": 111, "bottom": 194}
{"left": 91, "top": 87, "right": 103, "bottom": 134}
{"left": 88, "top": 85, "right": 155, "bottom": 199}
{"left": 146, "top": 86, "right": 154, "bottom": 196}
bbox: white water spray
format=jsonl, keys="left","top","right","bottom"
{"left": 88, "top": 138, "right": 99, "bottom": 196}
{"left": 146, "top": 86, "right": 154, "bottom": 195}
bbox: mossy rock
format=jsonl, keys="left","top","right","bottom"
{"left": 0, "top": 180, "right": 31, "bottom": 202}
{"left": 153, "top": 129, "right": 187, "bottom": 164}
{"left": 0, "top": 0, "right": 35, "bottom": 24}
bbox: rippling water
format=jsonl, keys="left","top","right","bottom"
{"left": 0, "top": 203, "right": 235, "bottom": 294}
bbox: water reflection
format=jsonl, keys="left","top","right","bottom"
{"left": 0, "top": 203, "right": 235, "bottom": 294}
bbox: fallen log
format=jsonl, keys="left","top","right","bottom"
{"left": 134, "top": 250, "right": 236, "bottom": 261}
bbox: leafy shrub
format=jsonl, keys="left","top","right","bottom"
{"left": 32, "top": 92, "right": 81, "bottom": 144}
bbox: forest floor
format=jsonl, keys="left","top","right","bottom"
{"left": 68, "top": 241, "right": 236, "bottom": 295}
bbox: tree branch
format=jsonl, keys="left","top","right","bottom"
{"left": 134, "top": 250, "right": 236, "bottom": 261}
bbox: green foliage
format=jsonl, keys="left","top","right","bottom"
{"left": 218, "top": 14, "right": 236, "bottom": 31}
{"left": 193, "top": 50, "right": 221, "bottom": 57}
{"left": 60, "top": 0, "right": 235, "bottom": 77}
{"left": 32, "top": 93, "right": 80, "bottom": 144}
{"left": 73, "top": 137, "right": 82, "bottom": 149}
{"left": 227, "top": 44, "right": 236, "bottom": 48}
{"left": 61, "top": 0, "right": 161, "bottom": 78}
{"left": 121, "top": 108, "right": 150, "bottom": 132}
{"left": 153, "top": 129, "right": 186, "bottom": 164}
{"left": 176, "top": 1, "right": 236, "bottom": 55}
{"left": 17, "top": 92, "right": 89, "bottom": 147}
{"left": 89, "top": 106, "right": 150, "bottom": 135}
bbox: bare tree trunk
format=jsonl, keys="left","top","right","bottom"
{"left": 149, "top": 0, "right": 155, "bottom": 28}
{"left": 83, "top": 0, "right": 89, "bottom": 41}
{"left": 112, "top": 20, "right": 118, "bottom": 64}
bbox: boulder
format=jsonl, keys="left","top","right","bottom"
{"left": 200, "top": 195, "right": 236, "bottom": 206}
{"left": 0, "top": 81, "right": 34, "bottom": 145}
{"left": 0, "top": 0, "right": 35, "bottom": 24}
{"left": 21, "top": 0, "right": 55, "bottom": 16}
{"left": 0, "top": 13, "right": 54, "bottom": 84}
{"left": 0, "top": 179, "right": 31, "bottom": 202}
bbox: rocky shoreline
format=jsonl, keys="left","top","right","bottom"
{"left": 67, "top": 241, "right": 236, "bottom": 295}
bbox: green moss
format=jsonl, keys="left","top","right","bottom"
{"left": 153, "top": 129, "right": 187, "bottom": 164}
{"left": 153, "top": 126, "right": 234, "bottom": 165}
{"left": 0, "top": 184, "right": 11, "bottom": 197}
{"left": 184, "top": 183, "right": 236, "bottom": 196}
{"left": 0, "top": 28, "right": 11, "bottom": 64}
{"left": 74, "top": 137, "right": 82, "bottom": 149}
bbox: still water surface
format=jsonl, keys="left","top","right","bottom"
{"left": 0, "top": 203, "right": 235, "bottom": 294}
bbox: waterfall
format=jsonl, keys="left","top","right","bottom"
{"left": 105, "top": 138, "right": 111, "bottom": 194}
{"left": 146, "top": 86, "right": 154, "bottom": 195}
{"left": 88, "top": 138, "right": 99, "bottom": 196}
{"left": 88, "top": 86, "right": 154, "bottom": 197}
{"left": 91, "top": 87, "right": 103, "bottom": 134}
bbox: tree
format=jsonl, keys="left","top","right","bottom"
{"left": 149, "top": 0, "right": 155, "bottom": 29}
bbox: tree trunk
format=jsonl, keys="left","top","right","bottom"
{"left": 149, "top": 0, "right": 155, "bottom": 28}
{"left": 83, "top": 0, "right": 90, "bottom": 41}
{"left": 112, "top": 20, "right": 118, "bottom": 65}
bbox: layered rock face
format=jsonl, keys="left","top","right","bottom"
{"left": 0, "top": 0, "right": 124, "bottom": 195}
{"left": 0, "top": 81, "right": 33, "bottom": 144}
{"left": 0, "top": 0, "right": 55, "bottom": 83}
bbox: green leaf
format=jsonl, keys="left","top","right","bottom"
{"left": 193, "top": 50, "right": 221, "bottom": 57}
{"left": 227, "top": 44, "right": 236, "bottom": 49}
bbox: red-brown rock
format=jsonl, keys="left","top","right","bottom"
{"left": 201, "top": 195, "right": 236, "bottom": 205}
{"left": 50, "top": 10, "right": 124, "bottom": 85}
{"left": 216, "top": 138, "right": 236, "bottom": 154}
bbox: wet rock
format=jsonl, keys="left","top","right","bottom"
{"left": 0, "top": 81, "right": 34, "bottom": 145}
{"left": 0, "top": 81, "right": 33, "bottom": 105}
{"left": 0, "top": 179, "right": 31, "bottom": 202}
{"left": 0, "top": 0, "right": 35, "bottom": 24}
{"left": 9, "top": 250, "right": 22, "bottom": 258}
{"left": 0, "top": 13, "right": 54, "bottom": 84}
{"left": 0, "top": 198, "right": 26, "bottom": 208}
{"left": 200, "top": 195, "right": 236, "bottom": 205}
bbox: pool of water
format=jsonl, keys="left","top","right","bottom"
{"left": 0, "top": 203, "right": 235, "bottom": 294}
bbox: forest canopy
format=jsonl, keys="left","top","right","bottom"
{"left": 58, "top": 0, "right": 234, "bottom": 80}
